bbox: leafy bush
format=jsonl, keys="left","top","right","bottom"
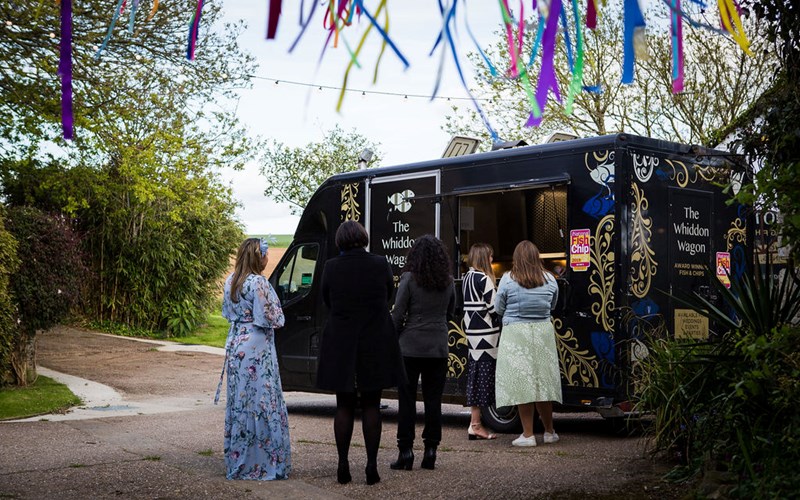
{"left": 636, "top": 263, "right": 800, "bottom": 497}
{"left": 0, "top": 208, "right": 20, "bottom": 386}
{"left": 2, "top": 158, "right": 244, "bottom": 338}
{"left": 3, "top": 206, "right": 87, "bottom": 385}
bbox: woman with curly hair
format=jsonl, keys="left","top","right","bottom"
{"left": 390, "top": 234, "right": 455, "bottom": 471}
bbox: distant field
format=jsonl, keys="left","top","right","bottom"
{"left": 249, "top": 234, "right": 293, "bottom": 248}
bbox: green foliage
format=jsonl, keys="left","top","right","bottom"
{"left": 0, "top": 0, "right": 253, "bottom": 338}
{"left": 1, "top": 206, "right": 86, "bottom": 385}
{"left": 0, "top": 1, "right": 256, "bottom": 166}
{"left": 636, "top": 263, "right": 800, "bottom": 497}
{"left": 0, "top": 208, "right": 20, "bottom": 386}
{"left": 725, "top": 1, "right": 800, "bottom": 259}
{"left": 0, "top": 375, "right": 81, "bottom": 420}
{"left": 260, "top": 125, "right": 382, "bottom": 214}
{"left": 5, "top": 206, "right": 88, "bottom": 336}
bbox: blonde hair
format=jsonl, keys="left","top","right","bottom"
{"left": 230, "top": 238, "right": 266, "bottom": 302}
{"left": 467, "top": 243, "right": 496, "bottom": 286}
{"left": 511, "top": 240, "right": 550, "bottom": 289}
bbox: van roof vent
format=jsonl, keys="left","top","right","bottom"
{"left": 491, "top": 139, "right": 528, "bottom": 151}
{"left": 442, "top": 136, "right": 481, "bottom": 158}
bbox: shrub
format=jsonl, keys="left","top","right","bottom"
{"left": 636, "top": 263, "right": 800, "bottom": 497}
{"left": 4, "top": 206, "right": 88, "bottom": 385}
{"left": 0, "top": 208, "right": 20, "bottom": 386}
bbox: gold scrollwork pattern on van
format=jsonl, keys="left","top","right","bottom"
{"left": 663, "top": 159, "right": 726, "bottom": 187}
{"left": 340, "top": 183, "right": 361, "bottom": 221}
{"left": 447, "top": 319, "right": 468, "bottom": 378}
{"left": 663, "top": 159, "right": 690, "bottom": 187}
{"left": 589, "top": 214, "right": 615, "bottom": 331}
{"left": 554, "top": 318, "right": 599, "bottom": 387}
{"left": 630, "top": 183, "right": 657, "bottom": 298}
{"left": 584, "top": 150, "right": 614, "bottom": 170}
{"left": 725, "top": 218, "right": 747, "bottom": 251}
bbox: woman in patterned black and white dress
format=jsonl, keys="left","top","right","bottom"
{"left": 462, "top": 243, "right": 500, "bottom": 440}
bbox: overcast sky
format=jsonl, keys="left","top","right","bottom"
{"left": 218, "top": 1, "right": 506, "bottom": 235}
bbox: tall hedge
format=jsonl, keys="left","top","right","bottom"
{"left": 0, "top": 208, "right": 20, "bottom": 386}
{"left": 2, "top": 158, "right": 244, "bottom": 337}
{"left": 3, "top": 207, "right": 87, "bottom": 384}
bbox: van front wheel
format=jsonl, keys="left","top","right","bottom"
{"left": 480, "top": 404, "right": 521, "bottom": 434}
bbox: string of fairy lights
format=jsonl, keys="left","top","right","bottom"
{"left": 251, "top": 75, "right": 506, "bottom": 103}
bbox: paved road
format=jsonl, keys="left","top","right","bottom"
{"left": 0, "top": 327, "right": 680, "bottom": 499}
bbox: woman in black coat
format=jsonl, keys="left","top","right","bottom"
{"left": 316, "top": 220, "right": 403, "bottom": 486}
{"left": 390, "top": 234, "right": 455, "bottom": 471}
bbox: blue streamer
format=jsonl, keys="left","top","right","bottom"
{"left": 463, "top": 0, "right": 498, "bottom": 78}
{"left": 128, "top": 0, "right": 139, "bottom": 33}
{"left": 352, "top": 0, "right": 410, "bottom": 68}
{"left": 526, "top": 16, "right": 545, "bottom": 68}
{"left": 622, "top": 0, "right": 646, "bottom": 84}
{"left": 560, "top": 6, "right": 574, "bottom": 72}
{"left": 95, "top": 0, "right": 126, "bottom": 58}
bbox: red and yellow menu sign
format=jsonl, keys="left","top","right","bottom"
{"left": 570, "top": 229, "right": 591, "bottom": 272}
{"left": 716, "top": 251, "right": 731, "bottom": 289}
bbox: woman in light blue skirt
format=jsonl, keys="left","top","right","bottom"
{"left": 495, "top": 240, "right": 561, "bottom": 447}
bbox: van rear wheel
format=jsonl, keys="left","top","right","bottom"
{"left": 480, "top": 404, "right": 521, "bottom": 434}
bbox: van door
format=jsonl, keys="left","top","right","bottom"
{"left": 366, "top": 171, "right": 441, "bottom": 283}
{"left": 271, "top": 241, "right": 321, "bottom": 389}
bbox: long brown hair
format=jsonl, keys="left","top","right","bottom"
{"left": 467, "top": 243, "right": 496, "bottom": 286}
{"left": 511, "top": 240, "right": 550, "bottom": 289}
{"left": 230, "top": 238, "right": 266, "bottom": 302}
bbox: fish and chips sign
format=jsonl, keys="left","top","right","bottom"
{"left": 570, "top": 229, "right": 591, "bottom": 272}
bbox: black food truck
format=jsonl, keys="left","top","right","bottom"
{"left": 268, "top": 133, "right": 750, "bottom": 431}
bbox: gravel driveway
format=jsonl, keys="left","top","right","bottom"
{"left": 0, "top": 326, "right": 686, "bottom": 499}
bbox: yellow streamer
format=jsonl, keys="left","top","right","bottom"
{"left": 717, "top": 0, "right": 752, "bottom": 56}
{"left": 337, "top": 0, "right": 387, "bottom": 111}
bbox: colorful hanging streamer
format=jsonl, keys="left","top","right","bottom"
{"left": 146, "top": 0, "right": 159, "bottom": 21}
{"left": 718, "top": 0, "right": 751, "bottom": 56}
{"left": 527, "top": 0, "right": 562, "bottom": 127}
{"left": 565, "top": 0, "right": 584, "bottom": 114}
{"left": 267, "top": 0, "right": 282, "bottom": 39}
{"left": 621, "top": 0, "right": 646, "bottom": 84}
{"left": 59, "top": 0, "right": 73, "bottom": 140}
{"left": 95, "top": 0, "right": 126, "bottom": 58}
{"left": 586, "top": 0, "right": 598, "bottom": 29}
{"left": 670, "top": 0, "right": 684, "bottom": 93}
{"left": 186, "top": 0, "right": 204, "bottom": 60}
{"left": 430, "top": 0, "right": 499, "bottom": 141}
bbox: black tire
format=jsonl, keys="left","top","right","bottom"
{"left": 480, "top": 404, "right": 521, "bottom": 434}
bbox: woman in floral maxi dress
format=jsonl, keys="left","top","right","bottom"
{"left": 217, "top": 237, "right": 291, "bottom": 480}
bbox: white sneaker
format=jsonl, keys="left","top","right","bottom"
{"left": 511, "top": 433, "right": 537, "bottom": 447}
{"left": 543, "top": 432, "right": 560, "bottom": 444}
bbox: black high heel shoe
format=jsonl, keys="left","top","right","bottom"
{"left": 365, "top": 464, "right": 380, "bottom": 485}
{"left": 337, "top": 461, "right": 351, "bottom": 484}
{"left": 389, "top": 449, "right": 414, "bottom": 470}
{"left": 420, "top": 446, "right": 437, "bottom": 470}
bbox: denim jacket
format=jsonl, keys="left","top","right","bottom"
{"left": 495, "top": 271, "right": 558, "bottom": 326}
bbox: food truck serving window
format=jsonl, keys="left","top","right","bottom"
{"left": 458, "top": 185, "right": 568, "bottom": 278}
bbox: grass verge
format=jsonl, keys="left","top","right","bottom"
{"left": 0, "top": 375, "right": 81, "bottom": 420}
{"left": 170, "top": 311, "right": 228, "bottom": 348}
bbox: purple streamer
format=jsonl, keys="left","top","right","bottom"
{"left": 59, "top": 0, "right": 74, "bottom": 140}
{"left": 526, "top": 0, "right": 562, "bottom": 127}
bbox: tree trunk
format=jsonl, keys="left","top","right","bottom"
{"left": 10, "top": 331, "right": 37, "bottom": 386}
